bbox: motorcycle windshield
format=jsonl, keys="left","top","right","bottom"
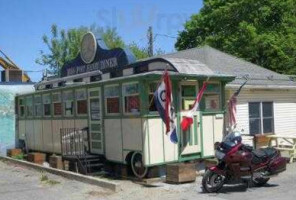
{"left": 221, "top": 131, "right": 242, "bottom": 150}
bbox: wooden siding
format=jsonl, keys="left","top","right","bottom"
{"left": 225, "top": 89, "right": 296, "bottom": 140}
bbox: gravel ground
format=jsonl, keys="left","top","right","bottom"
{"left": 0, "top": 160, "right": 295, "bottom": 200}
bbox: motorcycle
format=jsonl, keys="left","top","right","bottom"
{"left": 202, "top": 132, "right": 287, "bottom": 193}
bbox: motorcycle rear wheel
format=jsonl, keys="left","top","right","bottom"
{"left": 202, "top": 170, "right": 225, "bottom": 193}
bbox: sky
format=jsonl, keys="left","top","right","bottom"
{"left": 0, "top": 0, "right": 203, "bottom": 82}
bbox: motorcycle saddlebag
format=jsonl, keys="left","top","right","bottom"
{"left": 269, "top": 156, "right": 286, "bottom": 175}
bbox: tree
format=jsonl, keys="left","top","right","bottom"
{"left": 175, "top": 0, "right": 296, "bottom": 74}
{"left": 36, "top": 25, "right": 157, "bottom": 75}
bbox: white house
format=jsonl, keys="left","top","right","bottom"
{"left": 163, "top": 46, "right": 296, "bottom": 143}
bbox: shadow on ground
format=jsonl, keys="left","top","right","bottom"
{"left": 199, "top": 183, "right": 279, "bottom": 195}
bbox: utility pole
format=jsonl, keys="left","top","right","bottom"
{"left": 147, "top": 26, "right": 153, "bottom": 57}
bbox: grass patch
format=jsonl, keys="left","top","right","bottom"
{"left": 40, "top": 173, "right": 60, "bottom": 185}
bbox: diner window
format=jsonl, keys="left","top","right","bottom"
{"left": 34, "top": 95, "right": 42, "bottom": 117}
{"left": 148, "top": 82, "right": 158, "bottom": 112}
{"left": 123, "top": 83, "right": 140, "bottom": 114}
{"left": 26, "top": 96, "right": 33, "bottom": 117}
{"left": 63, "top": 90, "right": 74, "bottom": 116}
{"left": 203, "top": 83, "right": 221, "bottom": 111}
{"left": 53, "top": 93, "right": 62, "bottom": 116}
{"left": 105, "top": 85, "right": 120, "bottom": 114}
{"left": 19, "top": 98, "right": 25, "bottom": 117}
{"left": 76, "top": 89, "right": 87, "bottom": 115}
{"left": 43, "top": 94, "right": 51, "bottom": 116}
{"left": 181, "top": 84, "right": 196, "bottom": 111}
{"left": 249, "top": 102, "right": 274, "bottom": 135}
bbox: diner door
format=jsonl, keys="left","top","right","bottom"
{"left": 88, "top": 88, "right": 104, "bottom": 154}
{"left": 179, "top": 82, "right": 201, "bottom": 156}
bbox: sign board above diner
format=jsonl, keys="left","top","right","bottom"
{"left": 60, "top": 32, "right": 136, "bottom": 77}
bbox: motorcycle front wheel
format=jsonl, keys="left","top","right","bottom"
{"left": 202, "top": 170, "right": 225, "bottom": 193}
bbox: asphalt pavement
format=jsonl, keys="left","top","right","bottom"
{"left": 0, "top": 159, "right": 295, "bottom": 200}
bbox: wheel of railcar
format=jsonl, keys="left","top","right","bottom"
{"left": 130, "top": 152, "right": 148, "bottom": 179}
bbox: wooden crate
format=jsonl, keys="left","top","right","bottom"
{"left": 27, "top": 152, "right": 46, "bottom": 165}
{"left": 166, "top": 163, "right": 196, "bottom": 183}
{"left": 49, "top": 155, "right": 63, "bottom": 169}
{"left": 7, "top": 149, "right": 22, "bottom": 157}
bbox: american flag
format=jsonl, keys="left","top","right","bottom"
{"left": 228, "top": 80, "right": 248, "bottom": 128}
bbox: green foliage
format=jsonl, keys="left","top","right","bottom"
{"left": 176, "top": 0, "right": 296, "bottom": 74}
{"left": 36, "top": 24, "right": 161, "bottom": 75}
{"left": 12, "top": 153, "right": 24, "bottom": 160}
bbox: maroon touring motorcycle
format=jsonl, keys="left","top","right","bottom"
{"left": 202, "top": 132, "right": 287, "bottom": 193}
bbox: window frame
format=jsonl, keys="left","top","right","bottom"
{"left": 42, "top": 93, "right": 52, "bottom": 117}
{"left": 25, "top": 96, "right": 34, "bottom": 118}
{"left": 34, "top": 95, "right": 42, "bottom": 118}
{"left": 248, "top": 101, "right": 274, "bottom": 135}
{"left": 19, "top": 97, "right": 26, "bottom": 118}
{"left": 148, "top": 82, "right": 159, "bottom": 114}
{"left": 52, "top": 92, "right": 62, "bottom": 117}
{"left": 179, "top": 81, "right": 198, "bottom": 111}
{"left": 75, "top": 89, "right": 88, "bottom": 116}
{"left": 63, "top": 90, "right": 74, "bottom": 117}
{"left": 104, "top": 84, "right": 121, "bottom": 116}
{"left": 203, "top": 81, "right": 221, "bottom": 112}
{"left": 122, "top": 82, "right": 140, "bottom": 115}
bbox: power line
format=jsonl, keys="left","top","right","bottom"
{"left": 24, "top": 70, "right": 44, "bottom": 73}
{"left": 154, "top": 33, "right": 178, "bottom": 40}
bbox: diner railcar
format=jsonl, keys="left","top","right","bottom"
{"left": 15, "top": 32, "right": 234, "bottom": 177}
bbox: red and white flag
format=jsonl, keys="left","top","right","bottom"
{"left": 228, "top": 80, "right": 248, "bottom": 128}
{"left": 154, "top": 70, "right": 178, "bottom": 143}
{"left": 181, "top": 81, "right": 208, "bottom": 131}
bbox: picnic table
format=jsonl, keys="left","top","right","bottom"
{"left": 266, "top": 135, "right": 296, "bottom": 163}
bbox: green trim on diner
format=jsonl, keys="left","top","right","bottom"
{"left": 179, "top": 153, "right": 202, "bottom": 162}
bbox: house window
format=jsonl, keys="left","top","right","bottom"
{"left": 249, "top": 102, "right": 274, "bottom": 135}
{"left": 63, "top": 90, "right": 74, "bottom": 116}
{"left": 34, "top": 95, "right": 42, "bottom": 117}
{"left": 123, "top": 83, "right": 140, "bottom": 114}
{"left": 26, "top": 96, "right": 33, "bottom": 117}
{"left": 105, "top": 85, "right": 120, "bottom": 114}
{"left": 43, "top": 94, "right": 51, "bottom": 116}
{"left": 181, "top": 84, "right": 196, "bottom": 111}
{"left": 76, "top": 89, "right": 87, "bottom": 115}
{"left": 53, "top": 92, "right": 62, "bottom": 116}
{"left": 203, "top": 83, "right": 221, "bottom": 111}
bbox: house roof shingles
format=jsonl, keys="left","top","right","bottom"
{"left": 160, "top": 46, "right": 296, "bottom": 89}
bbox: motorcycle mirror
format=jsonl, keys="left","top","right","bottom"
{"left": 214, "top": 142, "right": 220, "bottom": 149}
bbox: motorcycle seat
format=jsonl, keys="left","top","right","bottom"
{"left": 252, "top": 147, "right": 278, "bottom": 164}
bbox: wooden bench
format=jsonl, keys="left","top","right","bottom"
{"left": 266, "top": 135, "right": 296, "bottom": 163}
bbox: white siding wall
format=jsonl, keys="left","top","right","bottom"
{"left": 226, "top": 88, "right": 296, "bottom": 138}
